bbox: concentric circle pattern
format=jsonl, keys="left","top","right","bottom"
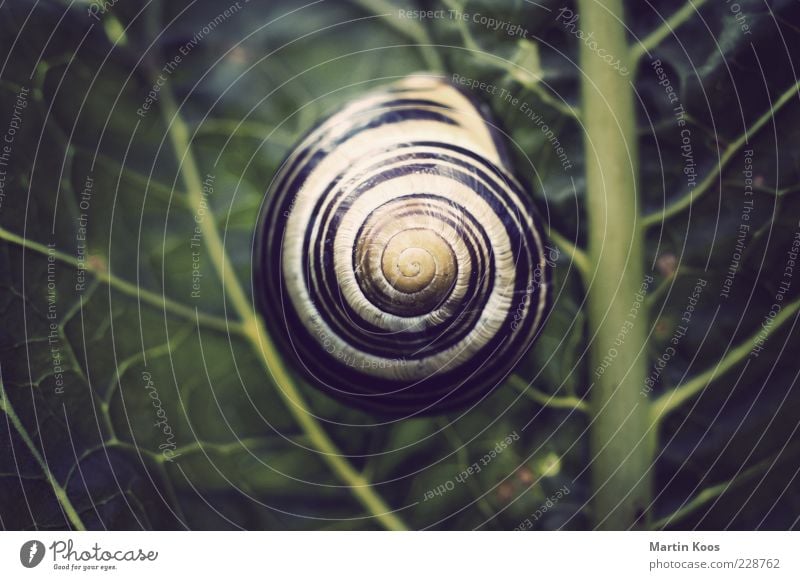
{"left": 256, "top": 75, "right": 550, "bottom": 416}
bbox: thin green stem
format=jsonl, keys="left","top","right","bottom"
{"left": 501, "top": 66, "right": 581, "bottom": 121}
{"left": 548, "top": 228, "right": 591, "bottom": 281}
{"left": 0, "top": 226, "right": 237, "bottom": 335}
{"left": 651, "top": 442, "right": 800, "bottom": 529}
{"left": 651, "top": 297, "right": 800, "bottom": 423}
{"left": 86, "top": 149, "right": 189, "bottom": 207}
{"left": 441, "top": 0, "right": 478, "bottom": 51}
{"left": 101, "top": 326, "right": 194, "bottom": 440}
{"left": 724, "top": 179, "right": 800, "bottom": 198}
{"left": 441, "top": 0, "right": 579, "bottom": 120}
{"left": 439, "top": 420, "right": 495, "bottom": 521}
{"left": 645, "top": 273, "right": 674, "bottom": 310}
{"left": 645, "top": 266, "right": 705, "bottom": 310}
{"left": 578, "top": 0, "right": 652, "bottom": 530}
{"left": 157, "top": 79, "right": 407, "bottom": 531}
{"left": 194, "top": 119, "right": 296, "bottom": 146}
{"left": 349, "top": 0, "right": 443, "bottom": 72}
{"left": 156, "top": 436, "right": 312, "bottom": 463}
{"left": 508, "top": 375, "right": 590, "bottom": 414}
{"left": 630, "top": 0, "right": 709, "bottom": 64}
{"left": 0, "top": 378, "right": 86, "bottom": 530}
{"left": 642, "top": 79, "right": 800, "bottom": 229}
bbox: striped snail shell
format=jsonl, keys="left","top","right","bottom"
{"left": 255, "top": 74, "right": 550, "bottom": 416}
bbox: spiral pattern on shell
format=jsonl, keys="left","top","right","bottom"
{"left": 255, "top": 74, "right": 550, "bottom": 416}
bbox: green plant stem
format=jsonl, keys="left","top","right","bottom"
{"left": 158, "top": 436, "right": 308, "bottom": 463}
{"left": 92, "top": 150, "right": 190, "bottom": 207}
{"left": 508, "top": 375, "right": 589, "bottom": 414}
{"left": 642, "top": 79, "right": 800, "bottom": 229}
{"left": 439, "top": 420, "right": 496, "bottom": 521}
{"left": 0, "top": 378, "right": 87, "bottom": 530}
{"left": 651, "top": 296, "right": 800, "bottom": 423}
{"left": 157, "top": 80, "right": 406, "bottom": 531}
{"left": 645, "top": 266, "right": 705, "bottom": 310}
{"left": 630, "top": 0, "right": 709, "bottom": 64}
{"left": 726, "top": 180, "right": 800, "bottom": 198}
{"left": 645, "top": 273, "right": 674, "bottom": 310}
{"left": 548, "top": 228, "right": 591, "bottom": 281}
{"left": 441, "top": 0, "right": 579, "bottom": 120}
{"left": 577, "top": 0, "right": 652, "bottom": 530}
{"left": 0, "top": 226, "right": 237, "bottom": 335}
{"left": 651, "top": 442, "right": 800, "bottom": 529}
{"left": 194, "top": 119, "right": 297, "bottom": 146}
{"left": 349, "top": 0, "right": 443, "bottom": 72}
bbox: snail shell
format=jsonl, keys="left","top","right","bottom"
{"left": 255, "top": 74, "right": 550, "bottom": 416}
